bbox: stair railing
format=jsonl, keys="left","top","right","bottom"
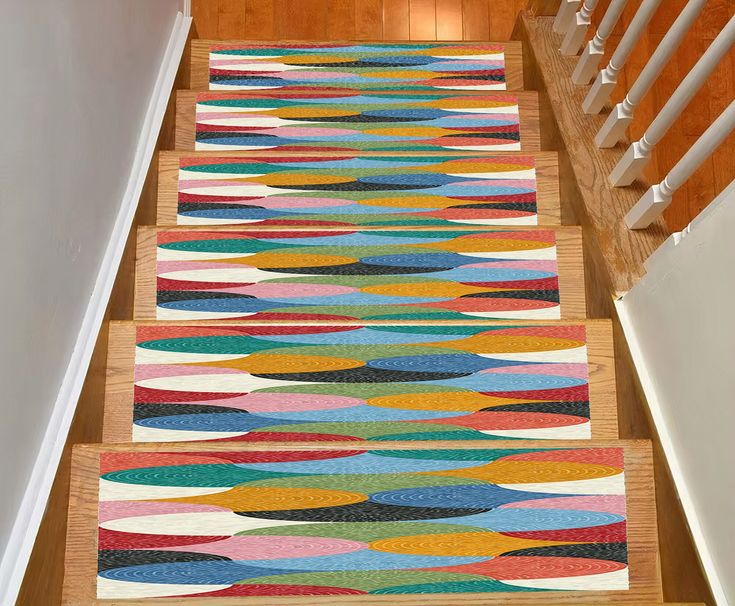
{"left": 582, "top": 0, "right": 662, "bottom": 114}
{"left": 595, "top": 0, "right": 707, "bottom": 148}
{"left": 552, "top": 1, "right": 735, "bottom": 229}
{"left": 560, "top": 0, "right": 599, "bottom": 56}
{"left": 625, "top": 100, "right": 735, "bottom": 229}
{"left": 571, "top": 0, "right": 629, "bottom": 84}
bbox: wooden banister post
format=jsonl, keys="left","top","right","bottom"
{"left": 582, "top": 0, "right": 662, "bottom": 114}
{"left": 610, "top": 14, "right": 735, "bottom": 186}
{"left": 626, "top": 100, "right": 735, "bottom": 229}
{"left": 554, "top": 0, "right": 581, "bottom": 34}
{"left": 561, "top": 0, "right": 599, "bottom": 56}
{"left": 596, "top": 0, "right": 706, "bottom": 148}
{"left": 572, "top": 0, "right": 629, "bottom": 84}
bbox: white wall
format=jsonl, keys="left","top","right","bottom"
{"left": 0, "top": 0, "right": 181, "bottom": 589}
{"left": 618, "top": 183, "right": 735, "bottom": 606}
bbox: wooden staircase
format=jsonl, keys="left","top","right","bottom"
{"left": 61, "top": 36, "right": 677, "bottom": 605}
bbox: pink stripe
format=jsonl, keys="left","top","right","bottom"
{"left": 251, "top": 127, "right": 359, "bottom": 137}
{"left": 485, "top": 363, "right": 589, "bottom": 379}
{"left": 153, "top": 535, "right": 367, "bottom": 559}
{"left": 465, "top": 260, "right": 557, "bottom": 271}
{"left": 99, "top": 501, "right": 225, "bottom": 523}
{"left": 237, "top": 283, "right": 357, "bottom": 297}
{"left": 157, "top": 260, "right": 246, "bottom": 274}
{"left": 500, "top": 495, "right": 627, "bottom": 515}
{"left": 452, "top": 179, "right": 536, "bottom": 188}
{"left": 179, "top": 179, "right": 259, "bottom": 188}
{"left": 134, "top": 364, "right": 241, "bottom": 381}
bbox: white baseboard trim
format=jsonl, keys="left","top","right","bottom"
{"left": 616, "top": 299, "right": 729, "bottom": 606}
{"left": 0, "top": 12, "right": 191, "bottom": 606}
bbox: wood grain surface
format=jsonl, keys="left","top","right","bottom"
{"left": 156, "top": 150, "right": 561, "bottom": 225}
{"left": 63, "top": 439, "right": 660, "bottom": 605}
{"left": 133, "top": 224, "right": 586, "bottom": 321}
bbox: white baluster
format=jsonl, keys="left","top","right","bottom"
{"left": 582, "top": 0, "right": 662, "bottom": 114}
{"left": 554, "top": 0, "right": 581, "bottom": 35}
{"left": 596, "top": 0, "right": 706, "bottom": 148}
{"left": 561, "top": 0, "right": 599, "bottom": 56}
{"left": 626, "top": 100, "right": 735, "bottom": 229}
{"left": 610, "top": 14, "right": 735, "bottom": 186}
{"left": 572, "top": 0, "right": 629, "bottom": 84}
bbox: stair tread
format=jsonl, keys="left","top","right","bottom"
{"left": 190, "top": 39, "right": 524, "bottom": 92}
{"left": 63, "top": 440, "right": 660, "bottom": 604}
{"left": 157, "top": 150, "right": 560, "bottom": 227}
{"left": 104, "top": 319, "right": 617, "bottom": 443}
{"left": 174, "top": 90, "right": 540, "bottom": 152}
{"left": 133, "top": 225, "right": 585, "bottom": 321}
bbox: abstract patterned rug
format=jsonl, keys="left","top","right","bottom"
{"left": 194, "top": 92, "right": 521, "bottom": 152}
{"left": 128, "top": 324, "right": 591, "bottom": 442}
{"left": 176, "top": 154, "right": 539, "bottom": 226}
{"left": 152, "top": 229, "right": 561, "bottom": 321}
{"left": 207, "top": 43, "right": 507, "bottom": 91}
{"left": 97, "top": 447, "right": 629, "bottom": 598}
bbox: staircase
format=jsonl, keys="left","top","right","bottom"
{"left": 60, "top": 35, "right": 679, "bottom": 605}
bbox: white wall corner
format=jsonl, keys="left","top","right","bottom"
{"left": 181, "top": 0, "right": 192, "bottom": 17}
{"left": 616, "top": 298, "right": 730, "bottom": 606}
{"left": 0, "top": 12, "right": 191, "bottom": 606}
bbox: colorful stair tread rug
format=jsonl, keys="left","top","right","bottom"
{"left": 194, "top": 92, "right": 521, "bottom": 152}
{"left": 97, "top": 447, "right": 629, "bottom": 598}
{"left": 154, "top": 229, "right": 562, "bottom": 321}
{"left": 207, "top": 43, "right": 507, "bottom": 92}
{"left": 131, "top": 324, "right": 592, "bottom": 442}
{"left": 176, "top": 154, "right": 539, "bottom": 226}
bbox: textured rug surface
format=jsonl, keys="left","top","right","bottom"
{"left": 154, "top": 229, "right": 561, "bottom": 321}
{"left": 131, "top": 324, "right": 591, "bottom": 442}
{"left": 194, "top": 92, "right": 521, "bottom": 152}
{"left": 207, "top": 43, "right": 507, "bottom": 91}
{"left": 176, "top": 154, "right": 538, "bottom": 226}
{"left": 97, "top": 447, "right": 629, "bottom": 598}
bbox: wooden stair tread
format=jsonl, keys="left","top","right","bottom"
{"left": 157, "top": 150, "right": 561, "bottom": 227}
{"left": 63, "top": 440, "right": 660, "bottom": 604}
{"left": 174, "top": 90, "right": 541, "bottom": 152}
{"left": 103, "top": 319, "right": 617, "bottom": 443}
{"left": 190, "top": 39, "right": 524, "bottom": 92}
{"left": 133, "top": 225, "right": 585, "bottom": 321}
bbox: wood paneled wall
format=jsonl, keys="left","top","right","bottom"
{"left": 192, "top": 0, "right": 734, "bottom": 231}
{"left": 192, "top": 0, "right": 529, "bottom": 42}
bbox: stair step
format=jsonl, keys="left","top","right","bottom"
{"left": 104, "top": 320, "right": 616, "bottom": 443}
{"left": 63, "top": 440, "right": 660, "bottom": 603}
{"left": 134, "top": 226, "right": 585, "bottom": 321}
{"left": 190, "top": 39, "right": 525, "bottom": 92}
{"left": 174, "top": 90, "right": 540, "bottom": 152}
{"left": 157, "top": 150, "right": 560, "bottom": 227}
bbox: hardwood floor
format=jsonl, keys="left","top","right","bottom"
{"left": 192, "top": 0, "right": 734, "bottom": 231}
